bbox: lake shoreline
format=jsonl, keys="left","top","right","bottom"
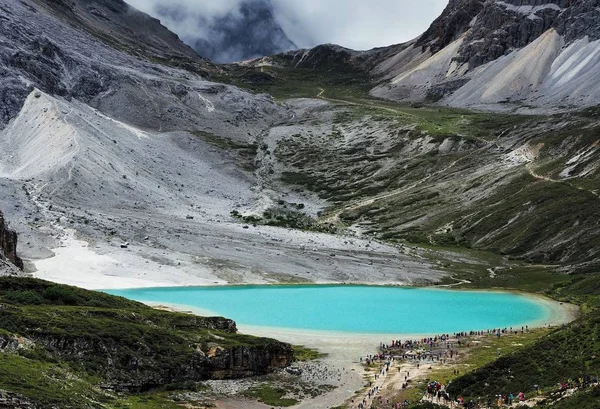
{"left": 109, "top": 285, "right": 579, "bottom": 335}
{"left": 145, "top": 290, "right": 579, "bottom": 409}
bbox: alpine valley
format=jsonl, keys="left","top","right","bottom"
{"left": 0, "top": 0, "right": 599, "bottom": 408}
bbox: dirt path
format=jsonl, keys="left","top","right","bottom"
{"left": 525, "top": 161, "right": 599, "bottom": 198}
{"left": 358, "top": 357, "right": 455, "bottom": 408}
{"left": 315, "top": 87, "right": 421, "bottom": 120}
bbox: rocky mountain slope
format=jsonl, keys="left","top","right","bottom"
{"left": 0, "top": 0, "right": 436, "bottom": 291}
{"left": 254, "top": 0, "right": 600, "bottom": 112}
{"left": 138, "top": 0, "right": 297, "bottom": 63}
{"left": 372, "top": 0, "right": 600, "bottom": 111}
{"left": 31, "top": 0, "right": 206, "bottom": 65}
{"left": 0, "top": 0, "right": 599, "bottom": 407}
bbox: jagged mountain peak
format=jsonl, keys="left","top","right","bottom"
{"left": 152, "top": 0, "right": 297, "bottom": 63}
{"left": 415, "top": 0, "right": 485, "bottom": 54}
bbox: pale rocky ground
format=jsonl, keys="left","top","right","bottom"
{"left": 0, "top": 89, "right": 442, "bottom": 290}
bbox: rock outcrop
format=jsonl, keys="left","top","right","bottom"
{"left": 0, "top": 309, "right": 293, "bottom": 392}
{"left": 29, "top": 330, "right": 293, "bottom": 391}
{"left": 248, "top": 0, "right": 600, "bottom": 111}
{"left": 0, "top": 277, "right": 296, "bottom": 393}
{"left": 0, "top": 0, "right": 283, "bottom": 131}
{"left": 0, "top": 212, "right": 23, "bottom": 270}
{"left": 0, "top": 391, "right": 39, "bottom": 409}
{"left": 415, "top": 0, "right": 485, "bottom": 55}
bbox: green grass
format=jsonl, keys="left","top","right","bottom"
{"left": 0, "top": 353, "right": 108, "bottom": 408}
{"left": 109, "top": 393, "right": 183, "bottom": 409}
{"left": 537, "top": 385, "right": 600, "bottom": 409}
{"left": 244, "top": 384, "right": 299, "bottom": 407}
{"left": 214, "top": 65, "right": 372, "bottom": 101}
{"left": 191, "top": 130, "right": 258, "bottom": 171}
{"left": 445, "top": 307, "right": 600, "bottom": 402}
{"left": 329, "top": 100, "right": 533, "bottom": 140}
{"left": 548, "top": 272, "right": 600, "bottom": 312}
{"left": 0, "top": 277, "right": 293, "bottom": 408}
{"left": 423, "top": 329, "right": 550, "bottom": 387}
{"left": 292, "top": 345, "right": 328, "bottom": 362}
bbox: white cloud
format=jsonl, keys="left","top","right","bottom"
{"left": 272, "top": 0, "right": 449, "bottom": 50}
{"left": 126, "top": 0, "right": 450, "bottom": 51}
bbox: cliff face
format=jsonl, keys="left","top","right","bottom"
{"left": 454, "top": 0, "right": 569, "bottom": 69}
{"left": 415, "top": 0, "right": 485, "bottom": 54}
{"left": 31, "top": 0, "right": 205, "bottom": 64}
{"left": 8, "top": 328, "right": 293, "bottom": 391}
{"left": 0, "top": 211, "right": 23, "bottom": 270}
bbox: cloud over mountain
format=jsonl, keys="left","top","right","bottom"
{"left": 126, "top": 0, "right": 449, "bottom": 60}
{"left": 127, "top": 0, "right": 296, "bottom": 63}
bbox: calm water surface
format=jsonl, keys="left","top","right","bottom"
{"left": 105, "top": 285, "right": 551, "bottom": 334}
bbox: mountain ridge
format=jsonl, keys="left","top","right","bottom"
{"left": 372, "top": 0, "right": 600, "bottom": 110}
{"left": 0, "top": 0, "right": 599, "bottom": 408}
{"left": 251, "top": 0, "right": 600, "bottom": 112}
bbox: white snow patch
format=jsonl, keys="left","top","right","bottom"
{"left": 495, "top": 1, "right": 563, "bottom": 16}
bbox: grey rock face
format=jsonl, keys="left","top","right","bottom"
{"left": 270, "top": 44, "right": 368, "bottom": 72}
{"left": 31, "top": 0, "right": 204, "bottom": 64}
{"left": 418, "top": 0, "right": 600, "bottom": 73}
{"left": 0, "top": 324, "right": 293, "bottom": 392}
{"left": 0, "top": 0, "right": 284, "bottom": 132}
{"left": 0, "top": 212, "right": 23, "bottom": 270}
{"left": 456, "top": 0, "right": 567, "bottom": 69}
{"left": 0, "top": 391, "right": 39, "bottom": 409}
{"left": 554, "top": 0, "right": 600, "bottom": 41}
{"left": 415, "top": 0, "right": 485, "bottom": 54}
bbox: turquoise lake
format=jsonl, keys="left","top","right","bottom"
{"left": 105, "top": 285, "right": 551, "bottom": 334}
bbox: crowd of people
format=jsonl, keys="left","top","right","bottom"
{"left": 353, "top": 327, "right": 563, "bottom": 409}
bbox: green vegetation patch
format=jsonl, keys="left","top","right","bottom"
{"left": 231, "top": 204, "right": 338, "bottom": 234}
{"left": 192, "top": 130, "right": 258, "bottom": 171}
{"left": 0, "top": 353, "right": 109, "bottom": 408}
{"left": 214, "top": 65, "right": 372, "bottom": 101}
{"left": 446, "top": 308, "right": 600, "bottom": 402}
{"left": 0, "top": 277, "right": 292, "bottom": 408}
{"left": 292, "top": 345, "right": 328, "bottom": 362}
{"left": 244, "top": 384, "right": 299, "bottom": 406}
